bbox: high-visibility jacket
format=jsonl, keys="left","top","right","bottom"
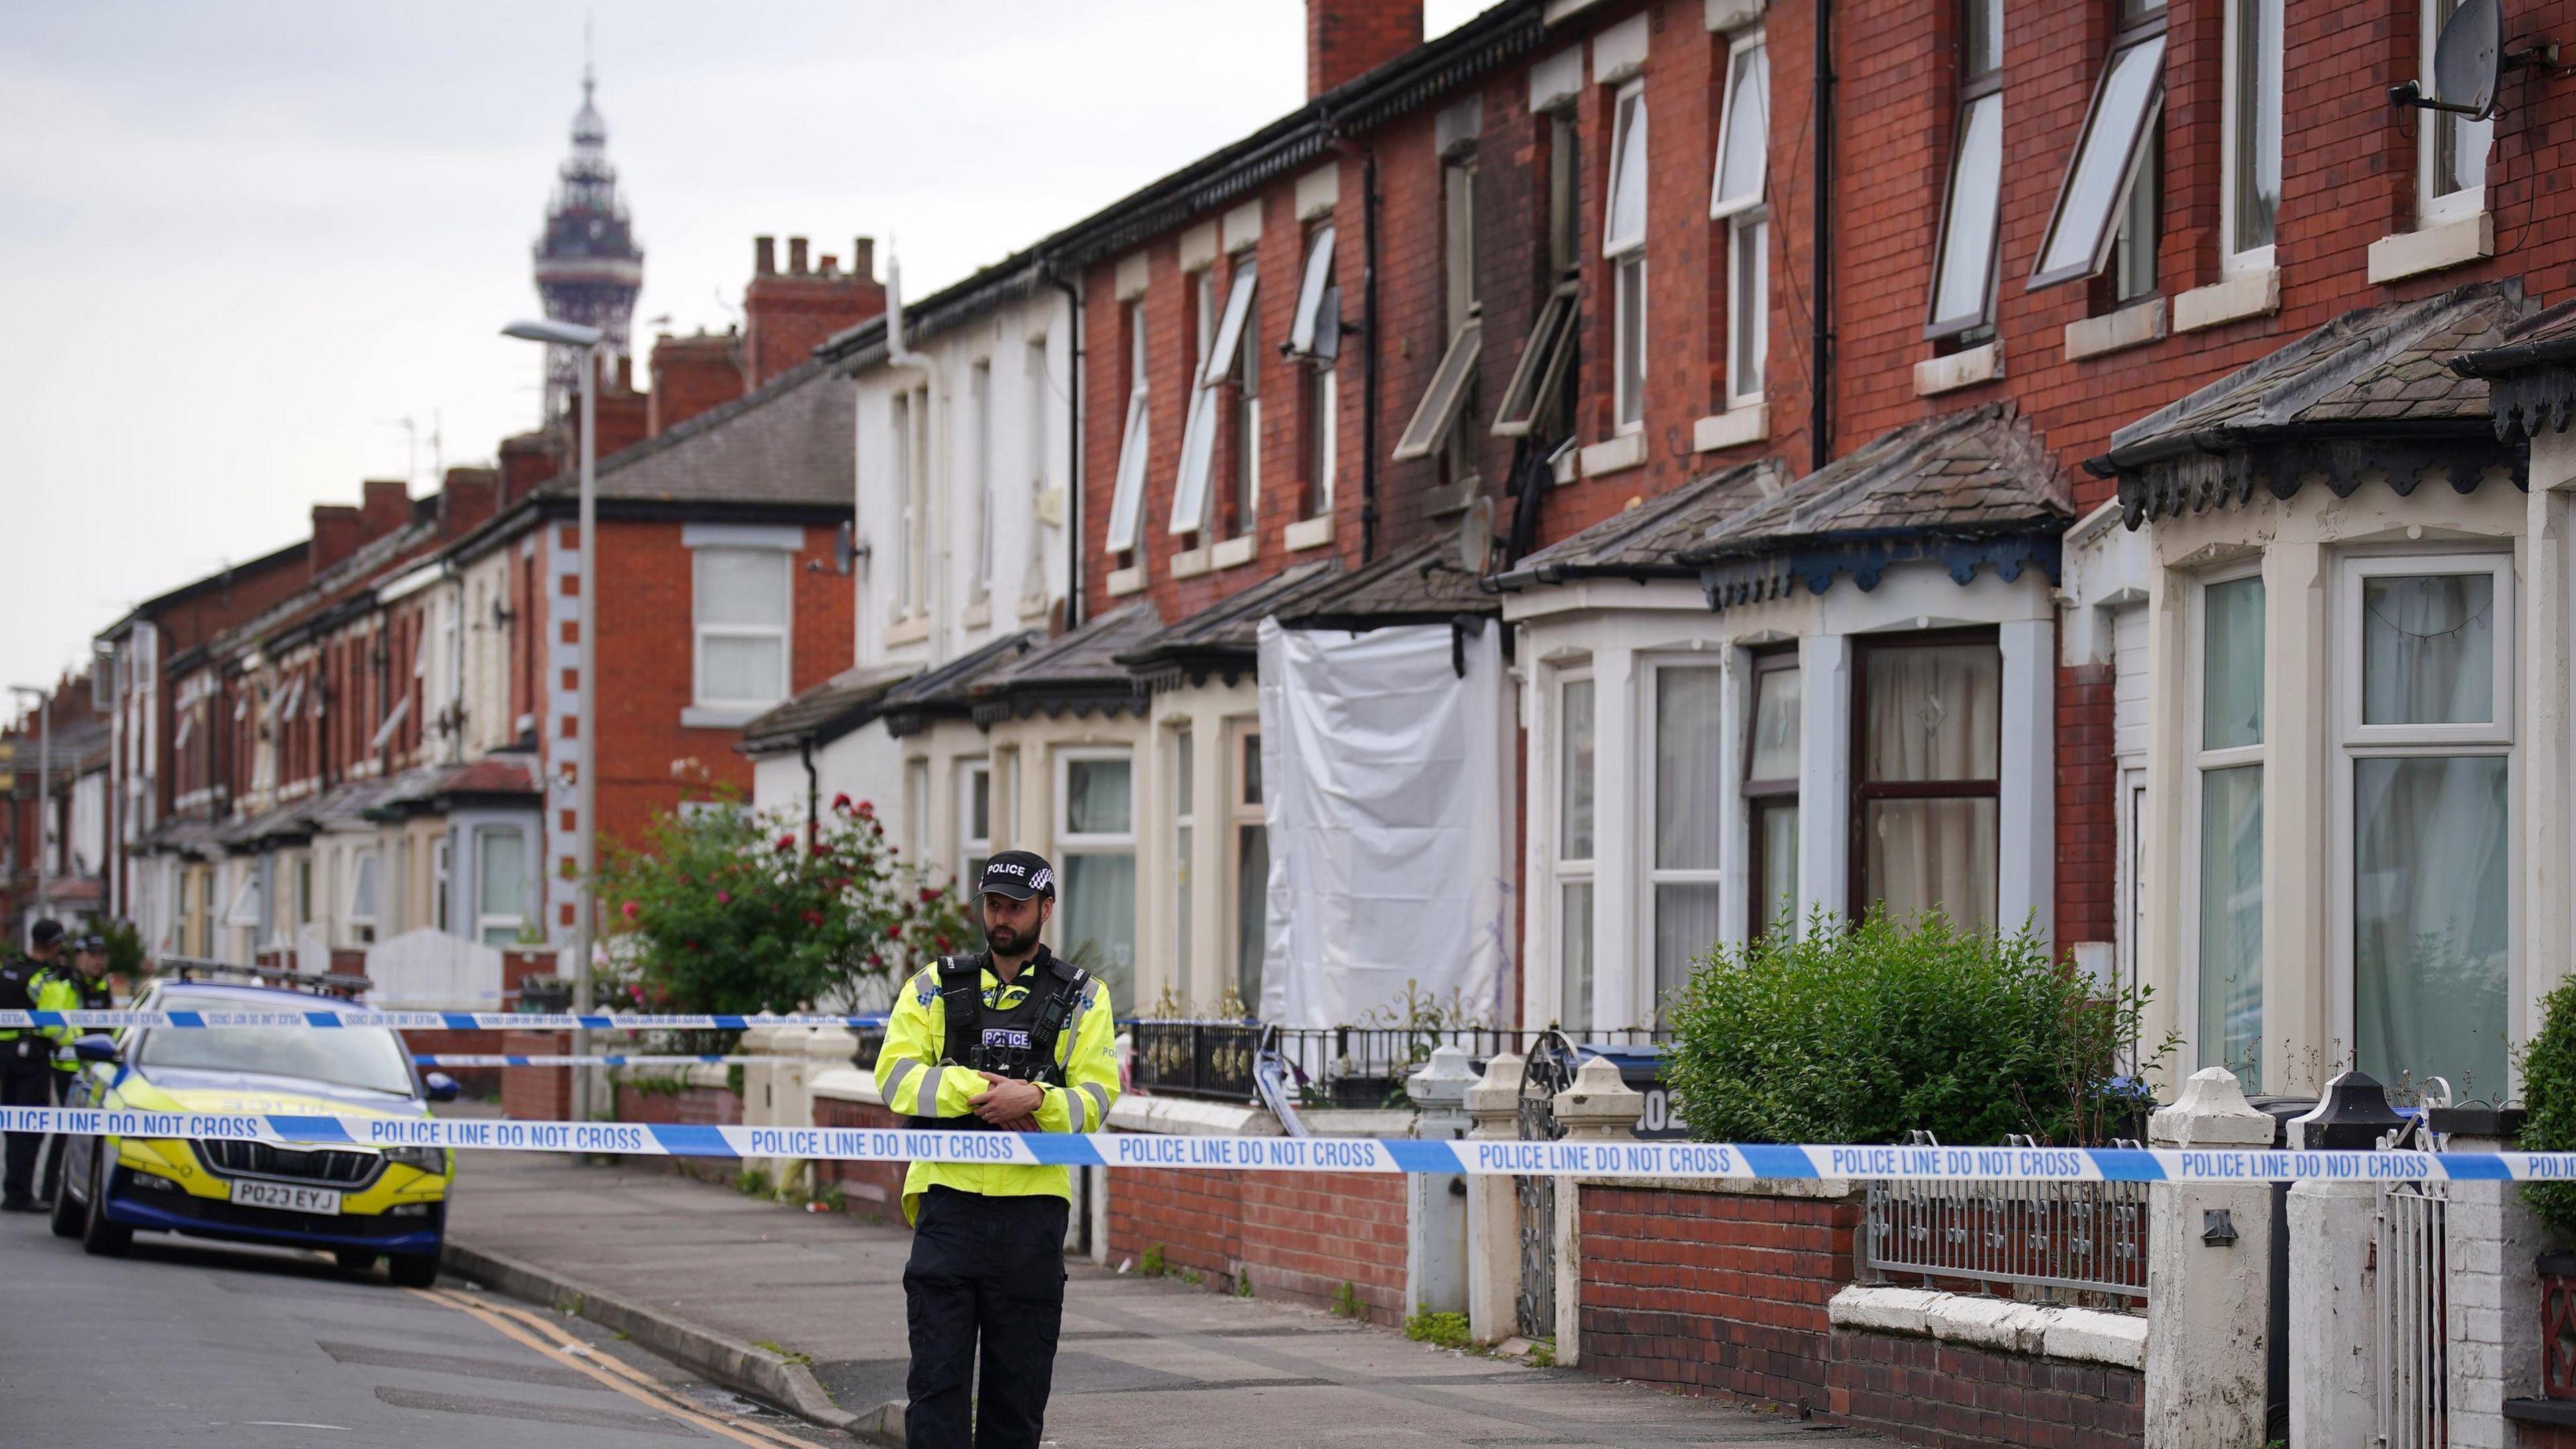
{"left": 871, "top": 948, "right": 1119, "bottom": 1225}
{"left": 34, "top": 969, "right": 109, "bottom": 1071}
{"left": 0, "top": 953, "right": 52, "bottom": 1043}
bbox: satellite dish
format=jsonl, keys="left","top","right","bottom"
{"left": 1459, "top": 496, "right": 1495, "bottom": 575}
{"left": 2434, "top": 0, "right": 2504, "bottom": 119}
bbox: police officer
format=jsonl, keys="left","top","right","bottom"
{"left": 36, "top": 934, "right": 113, "bottom": 1203}
{"left": 0, "top": 920, "right": 67, "bottom": 1212}
{"left": 872, "top": 851, "right": 1118, "bottom": 1449}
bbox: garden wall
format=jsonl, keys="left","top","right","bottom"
{"left": 1105, "top": 1165, "right": 1408, "bottom": 1324}
{"left": 812, "top": 1093, "right": 907, "bottom": 1215}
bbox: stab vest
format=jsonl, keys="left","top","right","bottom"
{"left": 906, "top": 948, "right": 1089, "bottom": 1132}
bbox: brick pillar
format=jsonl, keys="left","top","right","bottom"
{"left": 2056, "top": 661, "right": 2118, "bottom": 951}
{"left": 500, "top": 1030, "right": 572, "bottom": 1122}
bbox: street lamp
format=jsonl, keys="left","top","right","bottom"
{"left": 501, "top": 317, "right": 603, "bottom": 1120}
{"left": 8, "top": 684, "right": 50, "bottom": 944}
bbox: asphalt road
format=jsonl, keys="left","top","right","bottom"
{"left": 0, "top": 1197, "right": 842, "bottom": 1449}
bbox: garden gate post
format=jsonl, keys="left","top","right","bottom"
{"left": 2144, "top": 1067, "right": 2277, "bottom": 1449}
{"left": 1405, "top": 1045, "right": 1479, "bottom": 1320}
{"left": 2288, "top": 1073, "right": 2406, "bottom": 1449}
{"left": 2430, "top": 1108, "right": 2544, "bottom": 1449}
{"left": 1550, "top": 1056, "right": 1644, "bottom": 1367}
{"left": 1462, "top": 1051, "right": 1525, "bottom": 1345}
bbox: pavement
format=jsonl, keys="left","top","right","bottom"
{"left": 0, "top": 1195, "right": 843, "bottom": 1447}
{"left": 443, "top": 1150, "right": 1892, "bottom": 1448}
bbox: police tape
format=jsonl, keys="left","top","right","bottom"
{"left": 0, "top": 1106, "right": 2554, "bottom": 1183}
{"left": 411, "top": 1055, "right": 786, "bottom": 1067}
{"left": 0, "top": 1010, "right": 886, "bottom": 1032}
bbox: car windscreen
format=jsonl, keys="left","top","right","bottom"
{"left": 133, "top": 993, "right": 415, "bottom": 1097}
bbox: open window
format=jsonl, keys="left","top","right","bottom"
{"left": 1103, "top": 301, "right": 1151, "bottom": 555}
{"left": 1711, "top": 34, "right": 1770, "bottom": 405}
{"left": 1391, "top": 319, "right": 1484, "bottom": 462}
{"left": 1172, "top": 264, "right": 1257, "bottom": 535}
{"left": 1492, "top": 283, "right": 1579, "bottom": 439}
{"left": 2029, "top": 8, "right": 2166, "bottom": 291}
{"left": 1927, "top": 0, "right": 2004, "bottom": 335}
{"left": 1603, "top": 78, "right": 1648, "bottom": 430}
{"left": 2420, "top": 0, "right": 2494, "bottom": 225}
{"left": 1395, "top": 160, "right": 1485, "bottom": 465}
{"left": 1285, "top": 225, "right": 1339, "bottom": 362}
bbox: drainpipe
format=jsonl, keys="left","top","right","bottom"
{"left": 1360, "top": 142, "right": 1382, "bottom": 564}
{"left": 1045, "top": 265, "right": 1083, "bottom": 630}
{"left": 883, "top": 256, "right": 949, "bottom": 665}
{"left": 801, "top": 737, "right": 819, "bottom": 849}
{"left": 1809, "top": 0, "right": 1835, "bottom": 474}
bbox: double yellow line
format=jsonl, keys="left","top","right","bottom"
{"left": 410, "top": 1285, "right": 821, "bottom": 1448}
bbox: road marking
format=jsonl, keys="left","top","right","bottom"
{"left": 244, "top": 1424, "right": 351, "bottom": 1432}
{"left": 411, "top": 1287, "right": 814, "bottom": 1448}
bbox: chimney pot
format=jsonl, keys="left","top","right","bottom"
{"left": 788, "top": 237, "right": 810, "bottom": 275}
{"left": 851, "top": 237, "right": 875, "bottom": 281}
{"left": 755, "top": 235, "right": 777, "bottom": 275}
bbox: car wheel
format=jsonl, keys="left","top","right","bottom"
{"left": 48, "top": 1174, "right": 85, "bottom": 1240}
{"left": 333, "top": 1249, "right": 379, "bottom": 1274}
{"left": 386, "top": 1249, "right": 439, "bottom": 1288}
{"left": 79, "top": 1153, "right": 130, "bottom": 1258}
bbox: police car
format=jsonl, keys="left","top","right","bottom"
{"left": 48, "top": 976, "right": 460, "bottom": 1287}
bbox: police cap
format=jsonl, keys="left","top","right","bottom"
{"left": 977, "top": 850, "right": 1056, "bottom": 902}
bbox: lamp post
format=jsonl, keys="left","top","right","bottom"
{"left": 501, "top": 318, "right": 602, "bottom": 1120}
{"left": 9, "top": 684, "right": 50, "bottom": 943}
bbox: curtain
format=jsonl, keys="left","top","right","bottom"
{"left": 2203, "top": 576, "right": 2266, "bottom": 749}
{"left": 1757, "top": 802, "right": 1799, "bottom": 932}
{"left": 1560, "top": 680, "right": 1595, "bottom": 860}
{"left": 1859, "top": 643, "right": 2000, "bottom": 924}
{"left": 1235, "top": 824, "right": 1268, "bottom": 1013}
{"left": 1748, "top": 667, "right": 1801, "bottom": 780}
{"left": 2354, "top": 755, "right": 2508, "bottom": 1098}
{"left": 1656, "top": 668, "right": 1724, "bottom": 871}
{"left": 1065, "top": 757, "right": 1133, "bottom": 835}
{"left": 1060, "top": 851, "right": 1138, "bottom": 1016}
{"left": 1561, "top": 881, "right": 1594, "bottom": 1034}
{"left": 1654, "top": 883, "right": 1719, "bottom": 1008}
{"left": 2362, "top": 574, "right": 2493, "bottom": 725}
{"left": 1864, "top": 800, "right": 1998, "bottom": 929}
{"left": 2198, "top": 765, "right": 2263, "bottom": 1088}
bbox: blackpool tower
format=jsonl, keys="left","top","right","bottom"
{"left": 531, "top": 61, "right": 643, "bottom": 419}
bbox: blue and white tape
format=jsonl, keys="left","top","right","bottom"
{"left": 0, "top": 1106, "right": 2550, "bottom": 1182}
{"left": 0, "top": 1010, "right": 885, "bottom": 1032}
{"left": 413, "top": 1055, "right": 782, "bottom": 1068}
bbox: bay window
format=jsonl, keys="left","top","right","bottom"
{"left": 1233, "top": 726, "right": 1268, "bottom": 1014}
{"left": 1603, "top": 79, "right": 1648, "bottom": 431}
{"left": 2222, "top": 0, "right": 2282, "bottom": 268}
{"left": 2194, "top": 572, "right": 2265, "bottom": 1088}
{"left": 2421, "top": 0, "right": 2494, "bottom": 223}
{"left": 1711, "top": 34, "right": 1770, "bottom": 405}
{"left": 1851, "top": 635, "right": 2000, "bottom": 928}
{"left": 1556, "top": 675, "right": 1596, "bottom": 1033}
{"left": 2341, "top": 555, "right": 2512, "bottom": 1098}
{"left": 1650, "top": 663, "right": 1723, "bottom": 1010}
{"left": 693, "top": 546, "right": 791, "bottom": 710}
{"left": 1057, "top": 749, "right": 1138, "bottom": 1014}
{"left": 1928, "top": 0, "right": 2002, "bottom": 335}
{"left": 1743, "top": 649, "right": 1801, "bottom": 937}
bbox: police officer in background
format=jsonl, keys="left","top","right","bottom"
{"left": 0, "top": 920, "right": 67, "bottom": 1212}
{"left": 36, "top": 934, "right": 114, "bottom": 1203}
{"left": 872, "top": 851, "right": 1119, "bottom": 1449}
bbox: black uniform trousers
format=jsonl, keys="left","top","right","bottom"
{"left": 38, "top": 1069, "right": 74, "bottom": 1202}
{"left": 1, "top": 1040, "right": 53, "bottom": 1204}
{"left": 903, "top": 1185, "right": 1069, "bottom": 1449}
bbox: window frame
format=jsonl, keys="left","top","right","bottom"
{"left": 1553, "top": 669, "right": 1597, "bottom": 1034}
{"left": 959, "top": 757, "right": 993, "bottom": 890}
{"left": 1171, "top": 263, "right": 1256, "bottom": 537}
{"left": 2419, "top": 0, "right": 2494, "bottom": 225}
{"left": 474, "top": 824, "right": 527, "bottom": 948}
{"left": 1646, "top": 659, "right": 1725, "bottom": 1016}
{"left": 2027, "top": 11, "right": 2168, "bottom": 292}
{"left": 1229, "top": 723, "right": 1268, "bottom": 1014}
{"left": 1285, "top": 224, "right": 1340, "bottom": 361}
{"left": 690, "top": 545, "right": 794, "bottom": 710}
{"left": 2220, "top": 0, "right": 2282, "bottom": 273}
{"left": 2328, "top": 549, "right": 2518, "bottom": 1095}
{"left": 1104, "top": 302, "right": 1151, "bottom": 555}
{"left": 1742, "top": 647, "right": 1801, "bottom": 939}
{"left": 1845, "top": 628, "right": 2003, "bottom": 924}
{"left": 346, "top": 848, "right": 380, "bottom": 945}
{"left": 1726, "top": 212, "right": 1769, "bottom": 409}
{"left": 2185, "top": 564, "right": 2267, "bottom": 1086}
{"left": 1057, "top": 746, "right": 1138, "bottom": 851}
{"left": 1170, "top": 725, "right": 1195, "bottom": 986}
{"left": 1926, "top": 10, "right": 2006, "bottom": 337}
{"left": 970, "top": 358, "right": 994, "bottom": 600}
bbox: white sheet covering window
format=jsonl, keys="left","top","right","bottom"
{"left": 1856, "top": 641, "right": 2000, "bottom": 928}
{"left": 2347, "top": 565, "right": 2511, "bottom": 1096}
{"left": 2196, "top": 574, "right": 2265, "bottom": 1087}
{"left": 2031, "top": 31, "right": 2166, "bottom": 290}
{"left": 1651, "top": 665, "right": 1723, "bottom": 1011}
{"left": 1256, "top": 620, "right": 1509, "bottom": 1030}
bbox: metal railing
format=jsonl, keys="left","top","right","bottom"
{"left": 2378, "top": 1116, "right": 2449, "bottom": 1449}
{"left": 1124, "top": 1020, "right": 1670, "bottom": 1106}
{"left": 1864, "top": 1172, "right": 2149, "bottom": 1304}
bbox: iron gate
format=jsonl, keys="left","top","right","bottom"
{"left": 1515, "top": 1030, "right": 1574, "bottom": 1340}
{"left": 2379, "top": 1114, "right": 2450, "bottom": 1449}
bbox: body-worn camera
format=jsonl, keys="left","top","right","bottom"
{"left": 967, "top": 1026, "right": 1062, "bottom": 1085}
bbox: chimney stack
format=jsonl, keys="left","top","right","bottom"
{"left": 436, "top": 466, "right": 500, "bottom": 540}
{"left": 358, "top": 479, "right": 410, "bottom": 541}
{"left": 851, "top": 237, "right": 875, "bottom": 282}
{"left": 755, "top": 235, "right": 777, "bottom": 276}
{"left": 498, "top": 431, "right": 566, "bottom": 507}
{"left": 787, "top": 237, "right": 810, "bottom": 275}
{"left": 310, "top": 504, "right": 362, "bottom": 576}
{"left": 741, "top": 229, "right": 888, "bottom": 390}
{"left": 649, "top": 330, "right": 748, "bottom": 436}
{"left": 1307, "top": 0, "right": 1422, "bottom": 98}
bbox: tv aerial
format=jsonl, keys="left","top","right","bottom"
{"left": 2391, "top": 0, "right": 2562, "bottom": 119}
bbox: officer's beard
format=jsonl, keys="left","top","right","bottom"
{"left": 984, "top": 920, "right": 1032, "bottom": 957}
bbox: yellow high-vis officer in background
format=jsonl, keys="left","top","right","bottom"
{"left": 0, "top": 918, "right": 67, "bottom": 1212}
{"left": 872, "top": 849, "right": 1118, "bottom": 1449}
{"left": 36, "top": 933, "right": 114, "bottom": 1203}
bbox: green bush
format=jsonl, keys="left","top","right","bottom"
{"left": 1663, "top": 909, "right": 2165, "bottom": 1147}
{"left": 2520, "top": 975, "right": 2576, "bottom": 1237}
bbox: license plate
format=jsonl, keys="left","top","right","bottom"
{"left": 228, "top": 1179, "right": 341, "bottom": 1216}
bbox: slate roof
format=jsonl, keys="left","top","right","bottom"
{"left": 740, "top": 665, "right": 912, "bottom": 757}
{"left": 1275, "top": 537, "right": 1500, "bottom": 631}
{"left": 969, "top": 604, "right": 1161, "bottom": 725}
{"left": 2450, "top": 296, "right": 2576, "bottom": 441}
{"left": 875, "top": 631, "right": 1041, "bottom": 738}
{"left": 1679, "top": 403, "right": 2072, "bottom": 566}
{"left": 2095, "top": 280, "right": 2530, "bottom": 522}
{"left": 1110, "top": 560, "right": 1344, "bottom": 690}
{"left": 368, "top": 754, "right": 540, "bottom": 817}
{"left": 1492, "top": 460, "right": 1783, "bottom": 588}
{"left": 529, "top": 360, "right": 855, "bottom": 511}
{"left": 133, "top": 816, "right": 226, "bottom": 857}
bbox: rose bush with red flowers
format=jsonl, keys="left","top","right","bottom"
{"left": 594, "top": 794, "right": 979, "bottom": 1014}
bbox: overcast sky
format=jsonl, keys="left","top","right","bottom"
{"left": 0, "top": 0, "right": 1485, "bottom": 710}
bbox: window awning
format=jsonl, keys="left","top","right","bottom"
{"left": 2093, "top": 279, "right": 2530, "bottom": 527}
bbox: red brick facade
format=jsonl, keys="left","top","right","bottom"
{"left": 1834, "top": 1329, "right": 2143, "bottom": 1449}
{"left": 1104, "top": 1165, "right": 1409, "bottom": 1325}
{"left": 649, "top": 330, "right": 746, "bottom": 436}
